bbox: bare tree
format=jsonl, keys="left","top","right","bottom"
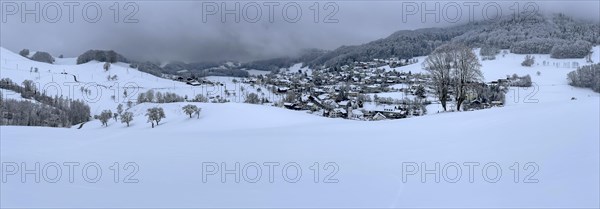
{"left": 423, "top": 44, "right": 453, "bottom": 111}
{"left": 424, "top": 43, "right": 483, "bottom": 111}
{"left": 452, "top": 45, "right": 483, "bottom": 111}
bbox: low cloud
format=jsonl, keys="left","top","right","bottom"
{"left": 1, "top": 1, "right": 598, "bottom": 62}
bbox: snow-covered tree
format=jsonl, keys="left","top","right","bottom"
{"left": 117, "top": 104, "right": 124, "bottom": 115}
{"left": 120, "top": 111, "right": 134, "bottom": 127}
{"left": 195, "top": 107, "right": 202, "bottom": 119}
{"left": 245, "top": 93, "right": 260, "bottom": 104}
{"left": 182, "top": 104, "right": 199, "bottom": 118}
{"left": 99, "top": 110, "right": 113, "bottom": 127}
{"left": 103, "top": 62, "right": 111, "bottom": 71}
{"left": 146, "top": 107, "right": 165, "bottom": 128}
{"left": 145, "top": 90, "right": 155, "bottom": 103}
{"left": 156, "top": 91, "right": 164, "bottom": 103}
{"left": 0, "top": 80, "right": 90, "bottom": 127}
{"left": 137, "top": 93, "right": 146, "bottom": 104}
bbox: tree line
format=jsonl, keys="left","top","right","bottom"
{"left": 568, "top": 63, "right": 600, "bottom": 92}
{"left": 0, "top": 78, "right": 91, "bottom": 127}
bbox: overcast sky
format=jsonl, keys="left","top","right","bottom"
{"left": 1, "top": 0, "right": 598, "bottom": 62}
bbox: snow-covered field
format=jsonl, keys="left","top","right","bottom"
{"left": 1, "top": 47, "right": 599, "bottom": 208}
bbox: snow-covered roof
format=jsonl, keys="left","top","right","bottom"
{"left": 333, "top": 108, "right": 347, "bottom": 114}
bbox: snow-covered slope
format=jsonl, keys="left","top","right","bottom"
{"left": 2, "top": 99, "right": 598, "bottom": 208}
{"left": 1, "top": 47, "right": 599, "bottom": 208}
{"left": 0, "top": 47, "right": 274, "bottom": 115}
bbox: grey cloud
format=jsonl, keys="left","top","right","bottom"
{"left": 1, "top": 1, "right": 598, "bottom": 63}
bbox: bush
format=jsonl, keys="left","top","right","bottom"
{"left": 245, "top": 93, "right": 260, "bottom": 104}
{"left": 521, "top": 55, "right": 535, "bottom": 67}
{"left": 193, "top": 94, "right": 209, "bottom": 102}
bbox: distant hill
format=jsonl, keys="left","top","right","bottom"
{"left": 452, "top": 13, "right": 599, "bottom": 58}
{"left": 73, "top": 12, "right": 599, "bottom": 73}
{"left": 311, "top": 13, "right": 599, "bottom": 67}
{"left": 250, "top": 12, "right": 598, "bottom": 68}
{"left": 241, "top": 48, "right": 328, "bottom": 71}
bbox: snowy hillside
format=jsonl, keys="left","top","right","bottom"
{"left": 0, "top": 47, "right": 276, "bottom": 115}
{"left": 1, "top": 46, "right": 599, "bottom": 208}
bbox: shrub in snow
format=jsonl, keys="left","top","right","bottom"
{"left": 193, "top": 94, "right": 208, "bottom": 102}
{"left": 521, "top": 55, "right": 535, "bottom": 67}
{"left": 510, "top": 74, "right": 533, "bottom": 87}
{"left": 245, "top": 93, "right": 260, "bottom": 104}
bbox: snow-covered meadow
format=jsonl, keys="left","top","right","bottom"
{"left": 1, "top": 46, "right": 599, "bottom": 208}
